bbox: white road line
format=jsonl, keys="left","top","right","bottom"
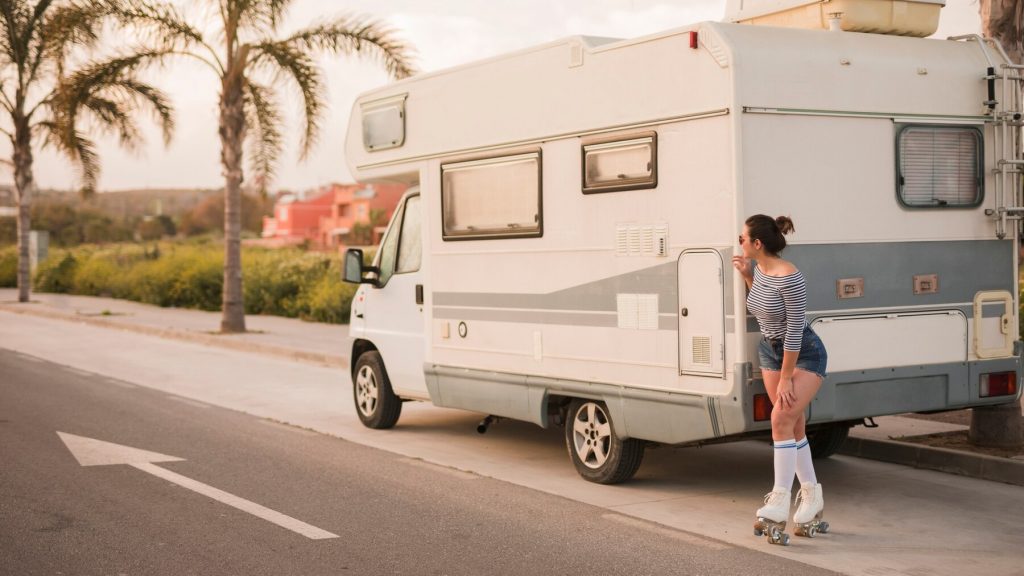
{"left": 58, "top": 432, "right": 338, "bottom": 541}
{"left": 601, "top": 514, "right": 730, "bottom": 550}
{"left": 132, "top": 462, "right": 338, "bottom": 540}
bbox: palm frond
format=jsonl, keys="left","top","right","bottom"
{"left": 0, "top": 0, "right": 34, "bottom": 70}
{"left": 237, "top": 0, "right": 292, "bottom": 34}
{"left": 103, "top": 0, "right": 205, "bottom": 52}
{"left": 55, "top": 52, "right": 176, "bottom": 150}
{"left": 37, "top": 118, "right": 100, "bottom": 196}
{"left": 243, "top": 79, "right": 282, "bottom": 193}
{"left": 248, "top": 39, "right": 323, "bottom": 159}
{"left": 40, "top": 0, "right": 205, "bottom": 80}
{"left": 282, "top": 15, "right": 417, "bottom": 79}
{"left": 38, "top": 1, "right": 108, "bottom": 75}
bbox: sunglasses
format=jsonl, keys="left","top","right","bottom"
{"left": 738, "top": 235, "right": 746, "bottom": 245}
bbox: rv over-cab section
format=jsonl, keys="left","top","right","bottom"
{"left": 346, "top": 20, "right": 1004, "bottom": 181}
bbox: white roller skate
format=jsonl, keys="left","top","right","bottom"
{"left": 793, "top": 483, "right": 829, "bottom": 538}
{"left": 753, "top": 488, "right": 791, "bottom": 546}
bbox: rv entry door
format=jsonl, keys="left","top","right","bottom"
{"left": 678, "top": 249, "right": 725, "bottom": 376}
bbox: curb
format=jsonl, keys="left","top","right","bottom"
{"left": 840, "top": 436, "right": 1024, "bottom": 487}
{"left": 0, "top": 304, "right": 349, "bottom": 370}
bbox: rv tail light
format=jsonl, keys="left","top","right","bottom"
{"left": 753, "top": 393, "right": 773, "bottom": 421}
{"left": 689, "top": 31, "right": 699, "bottom": 49}
{"left": 980, "top": 371, "right": 1017, "bottom": 397}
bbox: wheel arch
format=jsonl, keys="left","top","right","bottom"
{"left": 546, "top": 393, "right": 629, "bottom": 438}
{"left": 350, "top": 339, "right": 379, "bottom": 381}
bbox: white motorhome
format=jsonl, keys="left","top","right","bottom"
{"left": 342, "top": 0, "right": 1024, "bottom": 483}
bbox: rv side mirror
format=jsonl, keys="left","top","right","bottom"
{"left": 344, "top": 247, "right": 380, "bottom": 284}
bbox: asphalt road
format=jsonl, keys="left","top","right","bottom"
{"left": 0, "top": 349, "right": 838, "bottom": 576}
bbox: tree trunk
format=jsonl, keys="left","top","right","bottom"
{"left": 973, "top": 0, "right": 1024, "bottom": 449}
{"left": 218, "top": 80, "right": 247, "bottom": 333}
{"left": 980, "top": 0, "right": 1024, "bottom": 63}
{"left": 13, "top": 114, "right": 34, "bottom": 303}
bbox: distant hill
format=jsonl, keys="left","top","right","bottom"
{"left": 26, "top": 188, "right": 224, "bottom": 220}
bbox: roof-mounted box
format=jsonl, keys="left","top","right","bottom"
{"left": 724, "top": 0, "right": 945, "bottom": 38}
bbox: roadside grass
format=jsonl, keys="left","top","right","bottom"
{"left": 16, "top": 240, "right": 367, "bottom": 324}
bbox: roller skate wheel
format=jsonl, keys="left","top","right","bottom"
{"left": 818, "top": 521, "right": 830, "bottom": 534}
{"left": 754, "top": 527, "right": 764, "bottom": 536}
{"left": 778, "top": 533, "right": 790, "bottom": 546}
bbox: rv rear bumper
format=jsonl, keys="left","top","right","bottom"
{"left": 724, "top": 354, "right": 1023, "bottom": 435}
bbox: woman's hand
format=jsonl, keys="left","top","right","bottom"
{"left": 777, "top": 377, "right": 796, "bottom": 409}
{"left": 731, "top": 255, "right": 753, "bottom": 280}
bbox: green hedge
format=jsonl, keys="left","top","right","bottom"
{"left": 28, "top": 241, "right": 359, "bottom": 324}
{"left": 0, "top": 246, "right": 16, "bottom": 288}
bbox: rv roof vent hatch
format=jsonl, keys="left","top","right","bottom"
{"left": 723, "top": 0, "right": 945, "bottom": 38}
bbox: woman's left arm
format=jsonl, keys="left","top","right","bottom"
{"left": 777, "top": 273, "right": 808, "bottom": 409}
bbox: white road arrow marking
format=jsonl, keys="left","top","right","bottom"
{"left": 57, "top": 432, "right": 338, "bottom": 540}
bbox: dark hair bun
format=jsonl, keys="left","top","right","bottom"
{"left": 775, "top": 216, "right": 795, "bottom": 235}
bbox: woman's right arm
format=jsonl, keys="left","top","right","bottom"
{"left": 731, "top": 256, "right": 753, "bottom": 289}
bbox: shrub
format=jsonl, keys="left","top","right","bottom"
{"left": 72, "top": 255, "right": 120, "bottom": 296}
{"left": 25, "top": 240, "right": 355, "bottom": 324}
{"left": 33, "top": 252, "right": 78, "bottom": 293}
{"left": 0, "top": 246, "right": 16, "bottom": 287}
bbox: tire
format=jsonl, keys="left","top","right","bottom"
{"left": 352, "top": 351, "right": 402, "bottom": 429}
{"left": 807, "top": 424, "right": 850, "bottom": 459}
{"left": 564, "top": 399, "right": 645, "bottom": 484}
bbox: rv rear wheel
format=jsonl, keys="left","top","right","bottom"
{"left": 353, "top": 351, "right": 402, "bottom": 429}
{"left": 565, "top": 399, "right": 644, "bottom": 484}
{"left": 808, "top": 424, "right": 850, "bottom": 459}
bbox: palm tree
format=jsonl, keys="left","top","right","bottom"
{"left": 1, "top": 0, "right": 197, "bottom": 303}
{"left": 160, "top": 1, "right": 414, "bottom": 332}
{"left": 980, "top": 0, "right": 1023, "bottom": 63}
{"left": 974, "top": 0, "right": 1024, "bottom": 449}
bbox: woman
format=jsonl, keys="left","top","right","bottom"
{"left": 732, "top": 214, "right": 829, "bottom": 545}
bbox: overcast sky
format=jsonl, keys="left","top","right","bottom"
{"left": 25, "top": 0, "right": 984, "bottom": 193}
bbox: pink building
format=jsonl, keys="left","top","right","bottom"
{"left": 319, "top": 183, "right": 407, "bottom": 249}
{"left": 258, "top": 182, "right": 407, "bottom": 249}
{"left": 260, "top": 188, "right": 336, "bottom": 246}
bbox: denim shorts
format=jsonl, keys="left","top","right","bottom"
{"left": 757, "top": 326, "right": 828, "bottom": 378}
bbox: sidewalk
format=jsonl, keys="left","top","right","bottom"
{"left": 1, "top": 288, "right": 1021, "bottom": 486}
{"left": 0, "top": 289, "right": 349, "bottom": 368}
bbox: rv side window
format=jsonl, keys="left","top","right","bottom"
{"left": 582, "top": 133, "right": 657, "bottom": 194}
{"left": 441, "top": 151, "right": 542, "bottom": 240}
{"left": 396, "top": 195, "right": 422, "bottom": 273}
{"left": 897, "top": 125, "right": 983, "bottom": 208}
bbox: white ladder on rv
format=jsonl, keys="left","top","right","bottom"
{"left": 951, "top": 35, "right": 1024, "bottom": 239}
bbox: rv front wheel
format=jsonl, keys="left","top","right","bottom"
{"left": 565, "top": 399, "right": 644, "bottom": 484}
{"left": 353, "top": 351, "right": 402, "bottom": 429}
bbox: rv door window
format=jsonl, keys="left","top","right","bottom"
{"left": 396, "top": 195, "right": 422, "bottom": 273}
{"left": 582, "top": 134, "right": 657, "bottom": 194}
{"left": 441, "top": 152, "right": 542, "bottom": 240}
{"left": 897, "top": 125, "right": 983, "bottom": 208}
{"left": 374, "top": 201, "right": 406, "bottom": 286}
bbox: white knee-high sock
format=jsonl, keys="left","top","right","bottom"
{"left": 773, "top": 438, "right": 798, "bottom": 491}
{"left": 795, "top": 438, "right": 817, "bottom": 486}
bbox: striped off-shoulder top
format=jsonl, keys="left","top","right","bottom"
{"left": 747, "top": 265, "right": 807, "bottom": 352}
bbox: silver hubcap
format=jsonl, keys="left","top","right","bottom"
{"left": 355, "top": 365, "right": 379, "bottom": 417}
{"left": 572, "top": 402, "right": 612, "bottom": 469}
